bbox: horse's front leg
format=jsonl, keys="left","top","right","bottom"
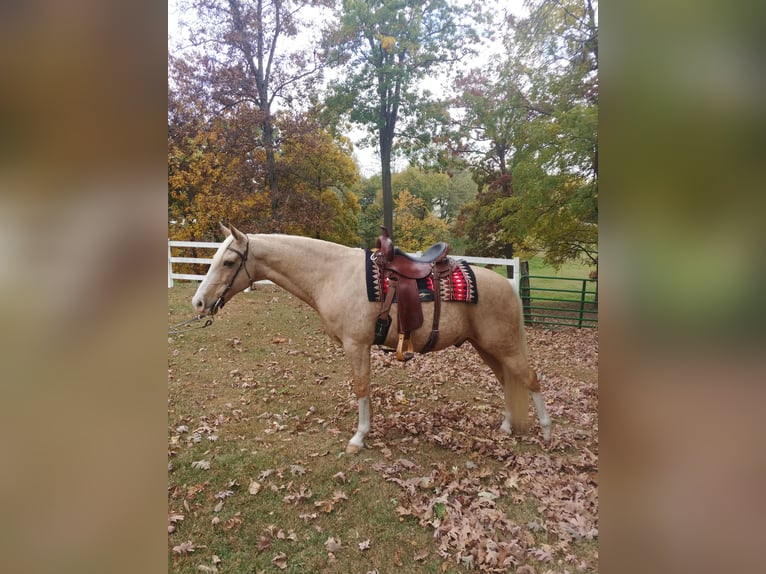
{"left": 344, "top": 342, "right": 372, "bottom": 454}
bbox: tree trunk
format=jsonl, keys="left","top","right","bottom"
{"left": 380, "top": 136, "right": 393, "bottom": 238}
{"left": 262, "top": 116, "right": 280, "bottom": 229}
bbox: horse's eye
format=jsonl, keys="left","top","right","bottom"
{"left": 223, "top": 260, "right": 235, "bottom": 268}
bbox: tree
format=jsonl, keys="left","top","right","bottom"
{"left": 353, "top": 174, "right": 385, "bottom": 246}
{"left": 168, "top": 104, "right": 272, "bottom": 241}
{"left": 174, "top": 0, "right": 330, "bottom": 229}
{"left": 506, "top": 0, "right": 598, "bottom": 266}
{"left": 170, "top": 67, "right": 363, "bottom": 245}
{"left": 452, "top": 0, "right": 598, "bottom": 267}
{"left": 323, "top": 0, "right": 481, "bottom": 238}
{"left": 449, "top": 64, "right": 531, "bottom": 258}
{"left": 391, "top": 165, "right": 476, "bottom": 224}
{"left": 276, "top": 111, "right": 362, "bottom": 244}
{"left": 393, "top": 189, "right": 449, "bottom": 252}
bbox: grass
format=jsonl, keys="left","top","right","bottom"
{"left": 524, "top": 255, "right": 594, "bottom": 280}
{"left": 168, "top": 283, "right": 598, "bottom": 573}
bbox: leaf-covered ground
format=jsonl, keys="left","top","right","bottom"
{"left": 168, "top": 284, "right": 598, "bottom": 573}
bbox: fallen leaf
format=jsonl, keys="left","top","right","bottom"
{"left": 290, "top": 464, "right": 307, "bottom": 476}
{"left": 258, "top": 536, "right": 272, "bottom": 551}
{"left": 172, "top": 541, "right": 196, "bottom": 555}
{"left": 332, "top": 490, "right": 348, "bottom": 502}
{"left": 258, "top": 469, "right": 275, "bottom": 480}
{"left": 308, "top": 450, "right": 330, "bottom": 458}
{"left": 248, "top": 480, "right": 262, "bottom": 495}
{"left": 272, "top": 337, "right": 289, "bottom": 344}
{"left": 505, "top": 473, "right": 520, "bottom": 490}
{"left": 271, "top": 552, "right": 288, "bottom": 570}
{"left": 223, "top": 513, "right": 243, "bottom": 531}
{"left": 213, "top": 500, "right": 224, "bottom": 513}
{"left": 324, "top": 537, "right": 343, "bottom": 553}
{"left": 196, "top": 566, "right": 217, "bottom": 573}
{"left": 314, "top": 500, "right": 334, "bottom": 513}
{"left": 191, "top": 460, "right": 210, "bottom": 470}
{"left": 413, "top": 549, "right": 429, "bottom": 561}
{"left": 332, "top": 472, "right": 347, "bottom": 483}
{"left": 283, "top": 486, "right": 312, "bottom": 504}
{"left": 358, "top": 539, "right": 371, "bottom": 551}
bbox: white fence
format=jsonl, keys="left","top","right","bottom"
{"left": 168, "top": 240, "right": 520, "bottom": 291}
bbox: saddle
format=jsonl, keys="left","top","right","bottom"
{"left": 372, "top": 227, "right": 453, "bottom": 361}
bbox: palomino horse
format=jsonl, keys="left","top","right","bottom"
{"left": 191, "top": 224, "right": 551, "bottom": 454}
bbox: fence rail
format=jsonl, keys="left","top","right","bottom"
{"left": 168, "top": 240, "right": 596, "bottom": 328}
{"left": 168, "top": 239, "right": 521, "bottom": 291}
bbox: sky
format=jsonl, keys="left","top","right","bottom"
{"left": 168, "top": 0, "right": 528, "bottom": 176}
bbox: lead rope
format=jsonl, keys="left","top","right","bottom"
{"left": 168, "top": 315, "right": 214, "bottom": 335}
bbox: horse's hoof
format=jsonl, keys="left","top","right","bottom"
{"left": 345, "top": 443, "right": 362, "bottom": 455}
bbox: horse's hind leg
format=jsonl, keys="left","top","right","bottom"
{"left": 473, "top": 347, "right": 515, "bottom": 433}
{"left": 526, "top": 370, "right": 552, "bottom": 442}
{"left": 475, "top": 346, "right": 552, "bottom": 441}
{"left": 343, "top": 341, "right": 372, "bottom": 454}
{"left": 503, "top": 360, "right": 552, "bottom": 441}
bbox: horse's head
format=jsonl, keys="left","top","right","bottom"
{"left": 191, "top": 223, "right": 254, "bottom": 316}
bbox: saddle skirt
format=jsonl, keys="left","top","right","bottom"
{"left": 365, "top": 249, "right": 479, "bottom": 305}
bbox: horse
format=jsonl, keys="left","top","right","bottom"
{"left": 191, "top": 224, "right": 551, "bottom": 454}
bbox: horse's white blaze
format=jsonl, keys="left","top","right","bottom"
{"left": 348, "top": 396, "right": 370, "bottom": 449}
{"left": 532, "top": 391, "right": 552, "bottom": 441}
{"left": 192, "top": 237, "right": 232, "bottom": 313}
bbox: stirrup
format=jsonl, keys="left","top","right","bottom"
{"left": 395, "top": 333, "right": 414, "bottom": 362}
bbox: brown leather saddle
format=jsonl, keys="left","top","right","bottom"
{"left": 372, "top": 227, "right": 454, "bottom": 361}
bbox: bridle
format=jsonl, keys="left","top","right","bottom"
{"left": 212, "top": 238, "right": 254, "bottom": 315}
{"left": 168, "top": 236, "right": 253, "bottom": 336}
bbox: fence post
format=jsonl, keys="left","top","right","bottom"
{"left": 168, "top": 240, "right": 173, "bottom": 288}
{"left": 577, "top": 279, "right": 587, "bottom": 328}
{"left": 519, "top": 260, "right": 531, "bottom": 324}
{"left": 508, "top": 257, "right": 519, "bottom": 292}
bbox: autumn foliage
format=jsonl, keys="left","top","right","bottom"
{"left": 168, "top": 102, "right": 360, "bottom": 244}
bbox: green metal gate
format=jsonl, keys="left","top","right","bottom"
{"left": 519, "top": 261, "right": 598, "bottom": 328}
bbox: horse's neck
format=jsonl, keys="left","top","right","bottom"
{"left": 249, "top": 234, "right": 348, "bottom": 310}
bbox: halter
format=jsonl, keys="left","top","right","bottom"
{"left": 212, "top": 238, "right": 254, "bottom": 314}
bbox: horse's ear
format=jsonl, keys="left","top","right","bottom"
{"left": 219, "top": 222, "right": 232, "bottom": 238}
{"left": 229, "top": 224, "right": 247, "bottom": 244}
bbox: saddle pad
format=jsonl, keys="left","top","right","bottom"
{"left": 365, "top": 249, "right": 478, "bottom": 304}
